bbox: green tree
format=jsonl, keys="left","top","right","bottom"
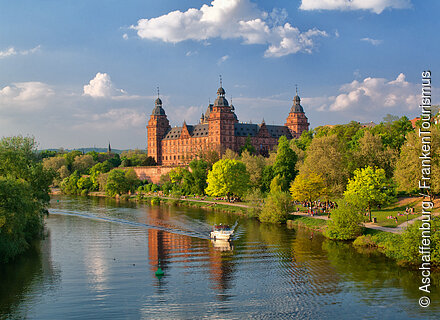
{"left": 240, "top": 150, "right": 265, "bottom": 189}
{"left": 0, "top": 136, "right": 54, "bottom": 262}
{"left": 239, "top": 135, "right": 256, "bottom": 155}
{"left": 324, "top": 202, "right": 364, "bottom": 240}
{"left": 60, "top": 171, "right": 80, "bottom": 195}
{"left": 189, "top": 159, "right": 208, "bottom": 195}
{"left": 301, "top": 134, "right": 349, "bottom": 196}
{"left": 290, "top": 172, "right": 327, "bottom": 202}
{"left": 105, "top": 169, "right": 128, "bottom": 196}
{"left": 72, "top": 154, "right": 96, "bottom": 174}
{"left": 394, "top": 125, "right": 440, "bottom": 195}
{"left": 272, "top": 136, "right": 298, "bottom": 191}
{"left": 205, "top": 159, "right": 250, "bottom": 200}
{"left": 344, "top": 166, "right": 395, "bottom": 222}
{"left": 259, "top": 191, "right": 292, "bottom": 223}
{"left": 63, "top": 150, "right": 82, "bottom": 171}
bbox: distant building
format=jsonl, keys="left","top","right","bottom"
{"left": 410, "top": 117, "right": 420, "bottom": 128}
{"left": 359, "top": 121, "right": 377, "bottom": 128}
{"left": 147, "top": 85, "right": 309, "bottom": 165}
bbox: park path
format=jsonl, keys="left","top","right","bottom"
{"left": 291, "top": 212, "right": 427, "bottom": 234}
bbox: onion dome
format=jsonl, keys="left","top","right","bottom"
{"left": 290, "top": 94, "right": 304, "bottom": 113}
{"left": 214, "top": 86, "right": 229, "bottom": 107}
{"left": 152, "top": 97, "right": 166, "bottom": 115}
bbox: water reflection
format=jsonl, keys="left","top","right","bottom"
{"left": 0, "top": 232, "right": 60, "bottom": 320}
{"left": 1, "top": 195, "right": 438, "bottom": 319}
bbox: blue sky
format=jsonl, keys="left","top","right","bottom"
{"left": 1, "top": 0, "right": 439, "bottom": 149}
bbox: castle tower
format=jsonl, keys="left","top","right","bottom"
{"left": 208, "top": 80, "right": 238, "bottom": 154}
{"left": 285, "top": 90, "right": 309, "bottom": 139}
{"left": 147, "top": 96, "right": 170, "bottom": 165}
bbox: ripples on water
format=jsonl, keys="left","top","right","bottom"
{"left": 0, "top": 195, "right": 438, "bottom": 320}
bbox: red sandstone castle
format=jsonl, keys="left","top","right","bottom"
{"left": 147, "top": 85, "right": 309, "bottom": 165}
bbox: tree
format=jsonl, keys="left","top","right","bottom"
{"left": 0, "top": 136, "right": 54, "bottom": 262}
{"left": 301, "top": 134, "right": 349, "bottom": 196}
{"left": 222, "top": 149, "right": 239, "bottom": 160}
{"left": 259, "top": 191, "right": 292, "bottom": 223}
{"left": 290, "top": 172, "right": 327, "bottom": 202}
{"left": 383, "top": 114, "right": 399, "bottom": 123}
{"left": 189, "top": 159, "right": 208, "bottom": 195}
{"left": 272, "top": 136, "right": 298, "bottom": 191}
{"left": 239, "top": 135, "right": 256, "bottom": 155}
{"left": 105, "top": 169, "right": 140, "bottom": 196}
{"left": 352, "top": 131, "right": 397, "bottom": 178}
{"left": 344, "top": 166, "right": 395, "bottom": 222}
{"left": 205, "top": 159, "right": 250, "bottom": 200}
{"left": 72, "top": 154, "right": 96, "bottom": 174}
{"left": 324, "top": 202, "right": 364, "bottom": 240}
{"left": 240, "top": 150, "right": 265, "bottom": 189}
{"left": 394, "top": 125, "right": 440, "bottom": 195}
{"left": 63, "top": 150, "right": 82, "bottom": 171}
{"left": 371, "top": 116, "right": 413, "bottom": 150}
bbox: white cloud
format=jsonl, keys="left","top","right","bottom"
{"left": 299, "top": 0, "right": 411, "bottom": 14}
{"left": 361, "top": 37, "right": 383, "bottom": 45}
{"left": 0, "top": 82, "right": 54, "bottom": 109}
{"left": 0, "top": 45, "right": 41, "bottom": 59}
{"left": 74, "top": 108, "right": 146, "bottom": 130}
{"left": 122, "top": 33, "right": 129, "bottom": 40}
{"left": 0, "top": 47, "right": 17, "bottom": 58}
{"left": 83, "top": 72, "right": 134, "bottom": 99}
{"left": 186, "top": 50, "right": 198, "bottom": 56}
{"left": 217, "top": 55, "right": 229, "bottom": 64}
{"left": 131, "top": 0, "right": 327, "bottom": 57}
{"left": 304, "top": 73, "right": 418, "bottom": 114}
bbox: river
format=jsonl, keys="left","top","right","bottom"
{"left": 0, "top": 195, "right": 438, "bottom": 319}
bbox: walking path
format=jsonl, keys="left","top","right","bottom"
{"left": 290, "top": 212, "right": 428, "bottom": 234}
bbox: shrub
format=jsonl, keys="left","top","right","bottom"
{"left": 151, "top": 197, "right": 161, "bottom": 205}
{"left": 259, "top": 191, "right": 292, "bottom": 223}
{"left": 324, "top": 202, "right": 364, "bottom": 240}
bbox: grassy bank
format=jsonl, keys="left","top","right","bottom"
{"left": 287, "top": 216, "right": 327, "bottom": 232}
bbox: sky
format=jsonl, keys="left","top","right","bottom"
{"left": 1, "top": 0, "right": 439, "bottom": 149}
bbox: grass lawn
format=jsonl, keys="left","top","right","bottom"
{"left": 369, "top": 197, "right": 424, "bottom": 227}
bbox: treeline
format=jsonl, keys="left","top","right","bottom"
{"left": 42, "top": 149, "right": 156, "bottom": 196}
{"left": 0, "top": 137, "right": 54, "bottom": 263}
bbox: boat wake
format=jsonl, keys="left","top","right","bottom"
{"left": 49, "top": 209, "right": 211, "bottom": 240}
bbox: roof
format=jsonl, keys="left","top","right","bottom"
{"left": 234, "top": 123, "right": 292, "bottom": 139}
{"left": 163, "top": 124, "right": 209, "bottom": 140}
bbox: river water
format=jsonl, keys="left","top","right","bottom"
{"left": 0, "top": 195, "right": 439, "bottom": 319}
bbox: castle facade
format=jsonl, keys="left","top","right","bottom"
{"left": 147, "top": 85, "right": 309, "bottom": 165}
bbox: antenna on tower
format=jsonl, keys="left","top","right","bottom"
{"left": 157, "top": 86, "right": 160, "bottom": 98}
{"left": 295, "top": 84, "right": 298, "bottom": 95}
{"left": 219, "top": 75, "right": 222, "bottom": 87}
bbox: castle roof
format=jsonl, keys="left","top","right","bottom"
{"left": 163, "top": 124, "right": 209, "bottom": 140}
{"left": 234, "top": 123, "right": 292, "bottom": 139}
{"left": 152, "top": 97, "right": 166, "bottom": 115}
{"left": 290, "top": 94, "right": 304, "bottom": 113}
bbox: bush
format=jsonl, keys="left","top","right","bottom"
{"left": 324, "top": 202, "right": 364, "bottom": 240}
{"left": 259, "top": 191, "right": 292, "bottom": 223}
{"left": 151, "top": 197, "right": 161, "bottom": 205}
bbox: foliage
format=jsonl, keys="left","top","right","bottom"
{"left": 240, "top": 151, "right": 265, "bottom": 189}
{"left": 344, "top": 166, "right": 395, "bottom": 221}
{"left": 60, "top": 171, "right": 80, "bottom": 195}
{"left": 259, "top": 191, "right": 292, "bottom": 224}
{"left": 239, "top": 135, "right": 256, "bottom": 155}
{"left": 324, "top": 202, "right": 364, "bottom": 240}
{"left": 290, "top": 172, "right": 327, "bottom": 202}
{"left": 222, "top": 149, "right": 240, "bottom": 160}
{"left": 394, "top": 125, "right": 440, "bottom": 195}
{"left": 72, "top": 154, "right": 96, "bottom": 174}
{"left": 120, "top": 149, "right": 156, "bottom": 167}
{"left": 352, "top": 131, "right": 397, "bottom": 178}
{"left": 300, "top": 134, "right": 349, "bottom": 196}
{"left": 198, "top": 150, "right": 220, "bottom": 169}
{"left": 0, "top": 136, "right": 54, "bottom": 262}
{"left": 105, "top": 169, "right": 140, "bottom": 197}
{"left": 272, "top": 136, "right": 298, "bottom": 191}
{"left": 40, "top": 150, "right": 58, "bottom": 158}
{"left": 245, "top": 188, "right": 264, "bottom": 218}
{"left": 260, "top": 165, "right": 274, "bottom": 193}
{"left": 370, "top": 116, "right": 413, "bottom": 150}
{"left": 205, "top": 159, "right": 250, "bottom": 199}
{"left": 189, "top": 159, "right": 208, "bottom": 195}
{"left": 63, "top": 150, "right": 82, "bottom": 171}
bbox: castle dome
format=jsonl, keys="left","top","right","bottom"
{"left": 152, "top": 97, "right": 166, "bottom": 115}
{"left": 290, "top": 94, "right": 304, "bottom": 113}
{"left": 214, "top": 86, "right": 229, "bottom": 107}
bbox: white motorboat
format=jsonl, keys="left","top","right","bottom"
{"left": 210, "top": 224, "right": 234, "bottom": 240}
